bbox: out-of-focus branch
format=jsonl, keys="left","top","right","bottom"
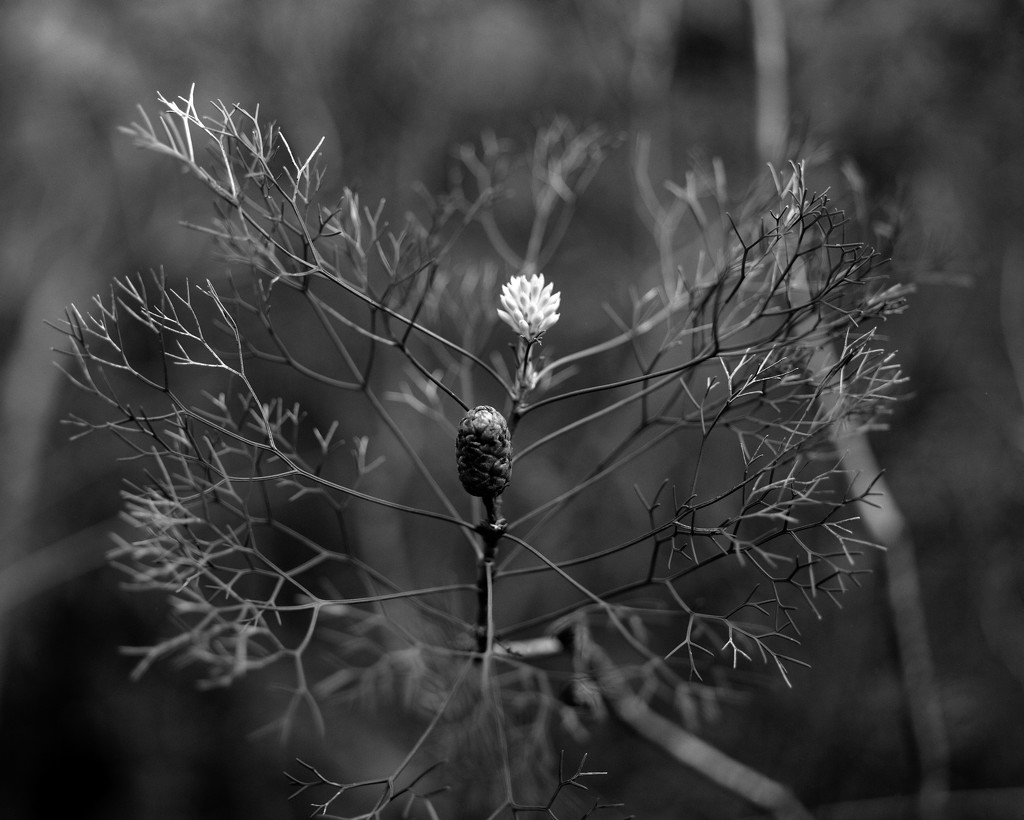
{"left": 0, "top": 270, "right": 101, "bottom": 706}
{"left": 0, "top": 522, "right": 111, "bottom": 619}
{"left": 589, "top": 644, "right": 814, "bottom": 820}
{"left": 999, "top": 242, "right": 1024, "bottom": 445}
{"left": 839, "top": 430, "right": 950, "bottom": 817}
{"left": 779, "top": 150, "right": 950, "bottom": 813}
{"left": 797, "top": 305, "right": 950, "bottom": 813}
{"left": 795, "top": 308, "right": 951, "bottom": 816}
{"left": 503, "top": 633, "right": 813, "bottom": 819}
{"left": 976, "top": 244, "right": 1024, "bottom": 690}
{"left": 751, "top": 0, "right": 790, "bottom": 163}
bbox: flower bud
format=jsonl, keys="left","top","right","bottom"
{"left": 497, "top": 273, "right": 561, "bottom": 341}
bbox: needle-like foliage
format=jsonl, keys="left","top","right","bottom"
{"left": 55, "top": 88, "right": 910, "bottom": 818}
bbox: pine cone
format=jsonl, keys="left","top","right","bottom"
{"left": 456, "top": 405, "right": 512, "bottom": 498}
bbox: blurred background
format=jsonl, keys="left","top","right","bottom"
{"left": 1, "top": 0, "right": 1024, "bottom": 817}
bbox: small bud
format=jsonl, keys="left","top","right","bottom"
{"left": 455, "top": 406, "right": 512, "bottom": 498}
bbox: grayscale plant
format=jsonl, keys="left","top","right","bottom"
{"left": 55, "top": 87, "right": 910, "bottom": 819}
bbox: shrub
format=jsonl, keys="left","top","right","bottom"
{"left": 56, "top": 87, "right": 909, "bottom": 819}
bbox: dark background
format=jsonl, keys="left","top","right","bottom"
{"left": 1, "top": 1, "right": 1023, "bottom": 817}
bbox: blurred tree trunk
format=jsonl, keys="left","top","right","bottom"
{"left": 0, "top": 267, "right": 110, "bottom": 705}
{"left": 753, "top": 5, "right": 950, "bottom": 812}
{"left": 751, "top": 0, "right": 789, "bottom": 162}
{"left": 0, "top": 275, "right": 68, "bottom": 701}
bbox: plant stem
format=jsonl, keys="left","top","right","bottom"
{"left": 475, "top": 496, "right": 506, "bottom": 670}
{"left": 509, "top": 335, "right": 539, "bottom": 436}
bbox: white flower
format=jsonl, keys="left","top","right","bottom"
{"left": 497, "top": 273, "right": 561, "bottom": 340}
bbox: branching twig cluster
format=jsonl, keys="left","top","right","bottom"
{"left": 55, "top": 88, "right": 910, "bottom": 817}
